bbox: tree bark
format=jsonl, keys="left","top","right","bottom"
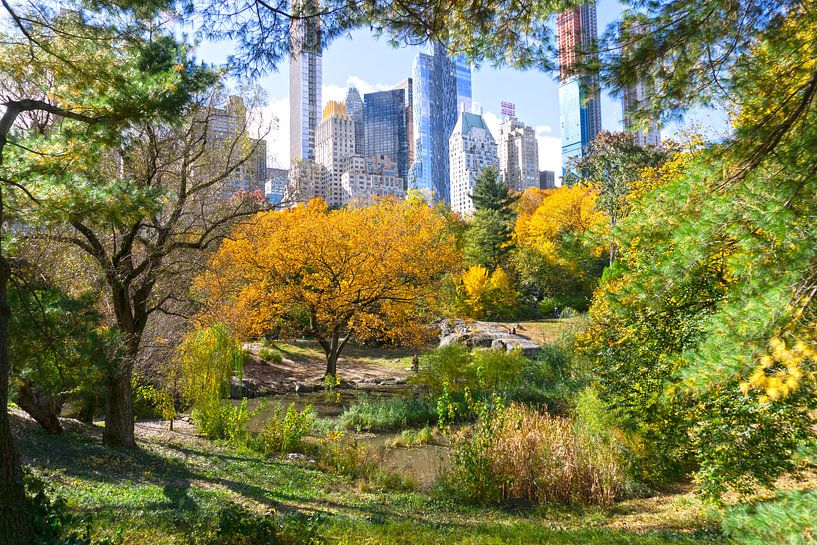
{"left": 0, "top": 254, "right": 34, "bottom": 544}
{"left": 15, "top": 379, "right": 62, "bottom": 434}
{"left": 103, "top": 370, "right": 135, "bottom": 448}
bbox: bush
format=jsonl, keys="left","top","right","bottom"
{"left": 258, "top": 347, "right": 283, "bottom": 364}
{"left": 339, "top": 396, "right": 436, "bottom": 431}
{"left": 413, "top": 345, "right": 532, "bottom": 398}
{"left": 192, "top": 398, "right": 254, "bottom": 446}
{"left": 472, "top": 349, "right": 527, "bottom": 392}
{"left": 412, "top": 344, "right": 474, "bottom": 396}
{"left": 253, "top": 403, "right": 314, "bottom": 455}
{"left": 317, "top": 433, "right": 414, "bottom": 491}
{"left": 444, "top": 400, "right": 624, "bottom": 506}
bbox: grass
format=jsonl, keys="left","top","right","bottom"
{"left": 13, "top": 410, "right": 720, "bottom": 545}
{"left": 339, "top": 396, "right": 437, "bottom": 431}
{"left": 514, "top": 318, "right": 585, "bottom": 345}
{"left": 274, "top": 339, "right": 425, "bottom": 371}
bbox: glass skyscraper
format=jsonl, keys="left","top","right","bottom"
{"left": 557, "top": 2, "right": 601, "bottom": 171}
{"left": 344, "top": 86, "right": 365, "bottom": 156}
{"left": 363, "top": 89, "right": 409, "bottom": 182}
{"left": 409, "top": 42, "right": 472, "bottom": 204}
{"left": 289, "top": 0, "right": 322, "bottom": 161}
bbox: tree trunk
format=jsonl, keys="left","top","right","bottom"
{"left": 325, "top": 350, "right": 338, "bottom": 378}
{"left": 0, "top": 255, "right": 34, "bottom": 544}
{"left": 15, "top": 380, "right": 62, "bottom": 434}
{"left": 103, "top": 369, "right": 135, "bottom": 448}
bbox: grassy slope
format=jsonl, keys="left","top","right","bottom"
{"left": 14, "top": 412, "right": 720, "bottom": 545}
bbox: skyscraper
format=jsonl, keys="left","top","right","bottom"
{"left": 557, "top": 2, "right": 601, "bottom": 170}
{"left": 208, "top": 95, "right": 267, "bottom": 196}
{"left": 315, "top": 100, "right": 355, "bottom": 206}
{"left": 392, "top": 78, "right": 414, "bottom": 170}
{"left": 499, "top": 116, "right": 540, "bottom": 192}
{"left": 622, "top": 82, "right": 661, "bottom": 147}
{"left": 290, "top": 0, "right": 322, "bottom": 162}
{"left": 344, "top": 86, "right": 365, "bottom": 156}
{"left": 449, "top": 111, "right": 499, "bottom": 216}
{"left": 364, "top": 89, "right": 408, "bottom": 181}
{"left": 410, "top": 42, "right": 472, "bottom": 203}
{"left": 621, "top": 21, "right": 661, "bottom": 147}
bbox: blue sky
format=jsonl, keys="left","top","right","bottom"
{"left": 195, "top": 0, "right": 729, "bottom": 177}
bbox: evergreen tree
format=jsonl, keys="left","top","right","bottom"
{"left": 465, "top": 167, "right": 518, "bottom": 271}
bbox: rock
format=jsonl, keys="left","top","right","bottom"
{"left": 295, "top": 382, "right": 316, "bottom": 394}
{"left": 395, "top": 378, "right": 407, "bottom": 385}
{"left": 438, "top": 321, "right": 542, "bottom": 357}
{"left": 229, "top": 377, "right": 249, "bottom": 399}
{"left": 286, "top": 453, "right": 316, "bottom": 464}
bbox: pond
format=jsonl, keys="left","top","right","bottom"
{"left": 240, "top": 387, "right": 452, "bottom": 487}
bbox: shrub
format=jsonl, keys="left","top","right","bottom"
{"left": 193, "top": 398, "right": 254, "bottom": 446}
{"left": 412, "top": 344, "right": 475, "bottom": 396}
{"left": 445, "top": 401, "right": 624, "bottom": 506}
{"left": 339, "top": 396, "right": 436, "bottom": 431}
{"left": 413, "top": 345, "right": 532, "bottom": 398}
{"left": 317, "top": 433, "right": 413, "bottom": 491}
{"left": 253, "top": 403, "right": 315, "bottom": 455}
{"left": 258, "top": 347, "right": 283, "bottom": 364}
{"left": 559, "top": 306, "right": 580, "bottom": 319}
{"left": 473, "top": 348, "right": 527, "bottom": 391}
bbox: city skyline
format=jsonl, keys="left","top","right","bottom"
{"left": 194, "top": 0, "right": 729, "bottom": 182}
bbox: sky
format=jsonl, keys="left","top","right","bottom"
{"left": 194, "top": 0, "right": 729, "bottom": 178}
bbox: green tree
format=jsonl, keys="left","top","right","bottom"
{"left": 465, "top": 167, "right": 518, "bottom": 270}
{"left": 564, "top": 131, "right": 671, "bottom": 266}
{"left": 0, "top": 4, "right": 202, "bottom": 539}
{"left": 8, "top": 270, "right": 111, "bottom": 434}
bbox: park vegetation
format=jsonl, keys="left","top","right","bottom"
{"left": 1, "top": 0, "right": 816, "bottom": 544}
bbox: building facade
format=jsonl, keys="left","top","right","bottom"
{"left": 392, "top": 78, "right": 414, "bottom": 172}
{"left": 265, "top": 167, "right": 289, "bottom": 206}
{"left": 449, "top": 111, "right": 499, "bottom": 216}
{"left": 410, "top": 42, "right": 472, "bottom": 203}
{"left": 498, "top": 117, "right": 540, "bottom": 192}
{"left": 364, "top": 88, "right": 408, "bottom": 182}
{"left": 285, "top": 159, "right": 327, "bottom": 204}
{"left": 557, "top": 2, "right": 601, "bottom": 170}
{"left": 208, "top": 95, "right": 267, "bottom": 196}
{"left": 315, "top": 100, "right": 355, "bottom": 206}
{"left": 344, "top": 86, "right": 365, "bottom": 156}
{"left": 290, "top": 0, "right": 322, "bottom": 161}
{"left": 539, "top": 170, "right": 556, "bottom": 189}
{"left": 341, "top": 155, "right": 405, "bottom": 204}
{"left": 621, "top": 21, "right": 661, "bottom": 147}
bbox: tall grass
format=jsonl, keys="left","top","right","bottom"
{"left": 339, "top": 396, "right": 436, "bottom": 431}
{"left": 445, "top": 399, "right": 624, "bottom": 506}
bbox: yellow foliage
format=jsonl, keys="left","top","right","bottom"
{"left": 741, "top": 332, "right": 817, "bottom": 401}
{"left": 458, "top": 265, "right": 517, "bottom": 319}
{"left": 514, "top": 185, "right": 606, "bottom": 256}
{"left": 195, "top": 198, "right": 461, "bottom": 349}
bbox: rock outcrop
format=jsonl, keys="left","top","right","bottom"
{"left": 438, "top": 319, "right": 541, "bottom": 357}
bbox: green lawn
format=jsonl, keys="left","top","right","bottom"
{"left": 14, "top": 411, "right": 720, "bottom": 545}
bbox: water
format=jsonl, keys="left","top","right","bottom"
{"left": 243, "top": 387, "right": 451, "bottom": 487}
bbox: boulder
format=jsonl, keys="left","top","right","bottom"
{"left": 294, "top": 382, "right": 316, "bottom": 394}
{"left": 438, "top": 321, "right": 542, "bottom": 357}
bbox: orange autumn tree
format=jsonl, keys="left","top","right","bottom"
{"left": 196, "top": 198, "right": 461, "bottom": 377}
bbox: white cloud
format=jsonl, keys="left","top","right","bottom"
{"left": 535, "top": 124, "right": 562, "bottom": 183}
